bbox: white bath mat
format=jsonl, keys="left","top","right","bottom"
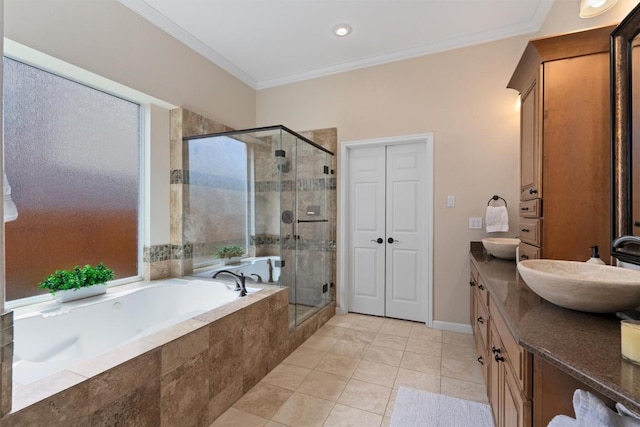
{"left": 390, "top": 387, "right": 494, "bottom": 427}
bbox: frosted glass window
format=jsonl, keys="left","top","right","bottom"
{"left": 3, "top": 58, "right": 140, "bottom": 301}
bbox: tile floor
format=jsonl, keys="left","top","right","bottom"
{"left": 211, "top": 313, "right": 487, "bottom": 427}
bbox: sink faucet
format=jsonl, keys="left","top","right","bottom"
{"left": 212, "top": 270, "right": 247, "bottom": 296}
{"left": 250, "top": 273, "right": 263, "bottom": 283}
{"left": 612, "top": 235, "right": 640, "bottom": 250}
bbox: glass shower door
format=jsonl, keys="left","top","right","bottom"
{"left": 293, "top": 136, "right": 329, "bottom": 326}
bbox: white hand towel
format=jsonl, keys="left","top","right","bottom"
{"left": 572, "top": 389, "right": 640, "bottom": 427}
{"left": 3, "top": 172, "right": 17, "bottom": 223}
{"left": 548, "top": 414, "right": 577, "bottom": 427}
{"left": 486, "top": 205, "right": 509, "bottom": 233}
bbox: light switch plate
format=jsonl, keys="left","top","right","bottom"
{"left": 447, "top": 195, "right": 455, "bottom": 207}
{"left": 469, "top": 217, "right": 483, "bottom": 229}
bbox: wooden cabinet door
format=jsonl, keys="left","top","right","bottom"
{"left": 503, "top": 363, "right": 532, "bottom": 427}
{"left": 520, "top": 79, "right": 541, "bottom": 201}
{"left": 489, "top": 323, "right": 502, "bottom": 426}
{"left": 542, "top": 53, "right": 610, "bottom": 261}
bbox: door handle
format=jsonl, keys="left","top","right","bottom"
{"left": 388, "top": 237, "right": 399, "bottom": 244}
{"left": 370, "top": 238, "right": 383, "bottom": 244}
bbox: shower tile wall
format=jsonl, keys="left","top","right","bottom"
{"left": 145, "top": 108, "right": 233, "bottom": 279}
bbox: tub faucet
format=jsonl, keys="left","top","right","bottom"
{"left": 267, "top": 259, "right": 274, "bottom": 283}
{"left": 212, "top": 270, "right": 247, "bottom": 296}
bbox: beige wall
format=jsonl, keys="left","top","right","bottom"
{"left": 255, "top": 0, "right": 639, "bottom": 326}
{"left": 4, "top": 0, "right": 255, "bottom": 131}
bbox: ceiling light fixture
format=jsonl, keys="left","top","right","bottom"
{"left": 579, "top": 0, "right": 617, "bottom": 18}
{"left": 333, "top": 24, "right": 352, "bottom": 37}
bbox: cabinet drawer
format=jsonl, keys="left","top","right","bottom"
{"left": 519, "top": 199, "right": 541, "bottom": 218}
{"left": 518, "top": 243, "right": 541, "bottom": 262}
{"left": 470, "top": 262, "right": 479, "bottom": 286}
{"left": 475, "top": 276, "right": 490, "bottom": 307}
{"left": 519, "top": 218, "right": 542, "bottom": 247}
{"left": 475, "top": 296, "right": 490, "bottom": 351}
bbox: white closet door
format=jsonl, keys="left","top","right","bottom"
{"left": 385, "top": 143, "right": 427, "bottom": 322}
{"left": 348, "top": 146, "right": 386, "bottom": 316}
{"left": 348, "top": 141, "right": 427, "bottom": 322}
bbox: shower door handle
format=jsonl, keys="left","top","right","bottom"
{"left": 370, "top": 238, "right": 383, "bottom": 244}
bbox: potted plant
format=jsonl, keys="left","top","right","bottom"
{"left": 215, "top": 244, "right": 245, "bottom": 265}
{"left": 38, "top": 262, "right": 115, "bottom": 302}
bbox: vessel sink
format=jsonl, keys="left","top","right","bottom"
{"left": 517, "top": 259, "right": 640, "bottom": 313}
{"left": 482, "top": 238, "right": 521, "bottom": 260}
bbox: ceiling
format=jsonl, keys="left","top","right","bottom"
{"left": 119, "top": 0, "right": 556, "bottom": 90}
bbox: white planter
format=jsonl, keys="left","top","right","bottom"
{"left": 54, "top": 284, "right": 107, "bottom": 303}
{"left": 223, "top": 257, "right": 242, "bottom": 265}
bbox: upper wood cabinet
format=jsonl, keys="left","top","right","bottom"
{"left": 508, "top": 26, "right": 614, "bottom": 262}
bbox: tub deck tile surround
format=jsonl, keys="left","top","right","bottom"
{"left": 1, "top": 310, "right": 13, "bottom": 418}
{"left": 1, "top": 284, "right": 335, "bottom": 426}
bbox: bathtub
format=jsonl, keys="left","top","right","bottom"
{"left": 192, "top": 255, "right": 281, "bottom": 283}
{"left": 13, "top": 278, "right": 260, "bottom": 385}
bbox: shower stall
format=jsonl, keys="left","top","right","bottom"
{"left": 182, "top": 125, "right": 335, "bottom": 328}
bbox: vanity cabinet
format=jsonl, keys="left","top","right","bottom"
{"left": 509, "top": 26, "right": 613, "bottom": 262}
{"left": 470, "top": 262, "right": 532, "bottom": 427}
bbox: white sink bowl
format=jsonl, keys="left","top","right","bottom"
{"left": 482, "top": 238, "right": 521, "bottom": 260}
{"left": 517, "top": 259, "right": 640, "bottom": 313}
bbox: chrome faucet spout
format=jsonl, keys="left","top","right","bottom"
{"left": 212, "top": 270, "right": 247, "bottom": 296}
{"left": 612, "top": 235, "right": 640, "bottom": 249}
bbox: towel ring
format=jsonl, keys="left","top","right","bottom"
{"left": 487, "top": 195, "right": 507, "bottom": 207}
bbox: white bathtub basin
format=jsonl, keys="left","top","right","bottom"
{"left": 13, "top": 279, "right": 260, "bottom": 385}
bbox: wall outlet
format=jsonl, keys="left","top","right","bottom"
{"left": 469, "top": 217, "right": 483, "bottom": 229}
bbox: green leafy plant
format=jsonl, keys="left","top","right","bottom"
{"left": 214, "top": 244, "right": 245, "bottom": 259}
{"left": 37, "top": 263, "right": 115, "bottom": 294}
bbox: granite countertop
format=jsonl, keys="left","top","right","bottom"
{"left": 469, "top": 245, "right": 640, "bottom": 414}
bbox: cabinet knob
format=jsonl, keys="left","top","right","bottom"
{"left": 521, "top": 254, "right": 530, "bottom": 260}
{"left": 477, "top": 316, "right": 485, "bottom": 324}
{"left": 521, "top": 228, "right": 530, "bottom": 233}
{"left": 469, "top": 280, "right": 476, "bottom": 287}
{"left": 521, "top": 207, "right": 529, "bottom": 211}
{"left": 529, "top": 189, "right": 538, "bottom": 195}
{"left": 477, "top": 356, "right": 484, "bottom": 365}
{"left": 495, "top": 354, "right": 505, "bottom": 362}
{"left": 491, "top": 346, "right": 501, "bottom": 354}
{"left": 478, "top": 284, "right": 485, "bottom": 291}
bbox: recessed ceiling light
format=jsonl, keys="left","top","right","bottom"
{"left": 333, "top": 24, "right": 352, "bottom": 37}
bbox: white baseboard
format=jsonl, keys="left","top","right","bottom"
{"left": 432, "top": 320, "right": 472, "bottom": 334}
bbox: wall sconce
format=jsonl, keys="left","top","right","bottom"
{"left": 580, "top": 0, "right": 618, "bottom": 18}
